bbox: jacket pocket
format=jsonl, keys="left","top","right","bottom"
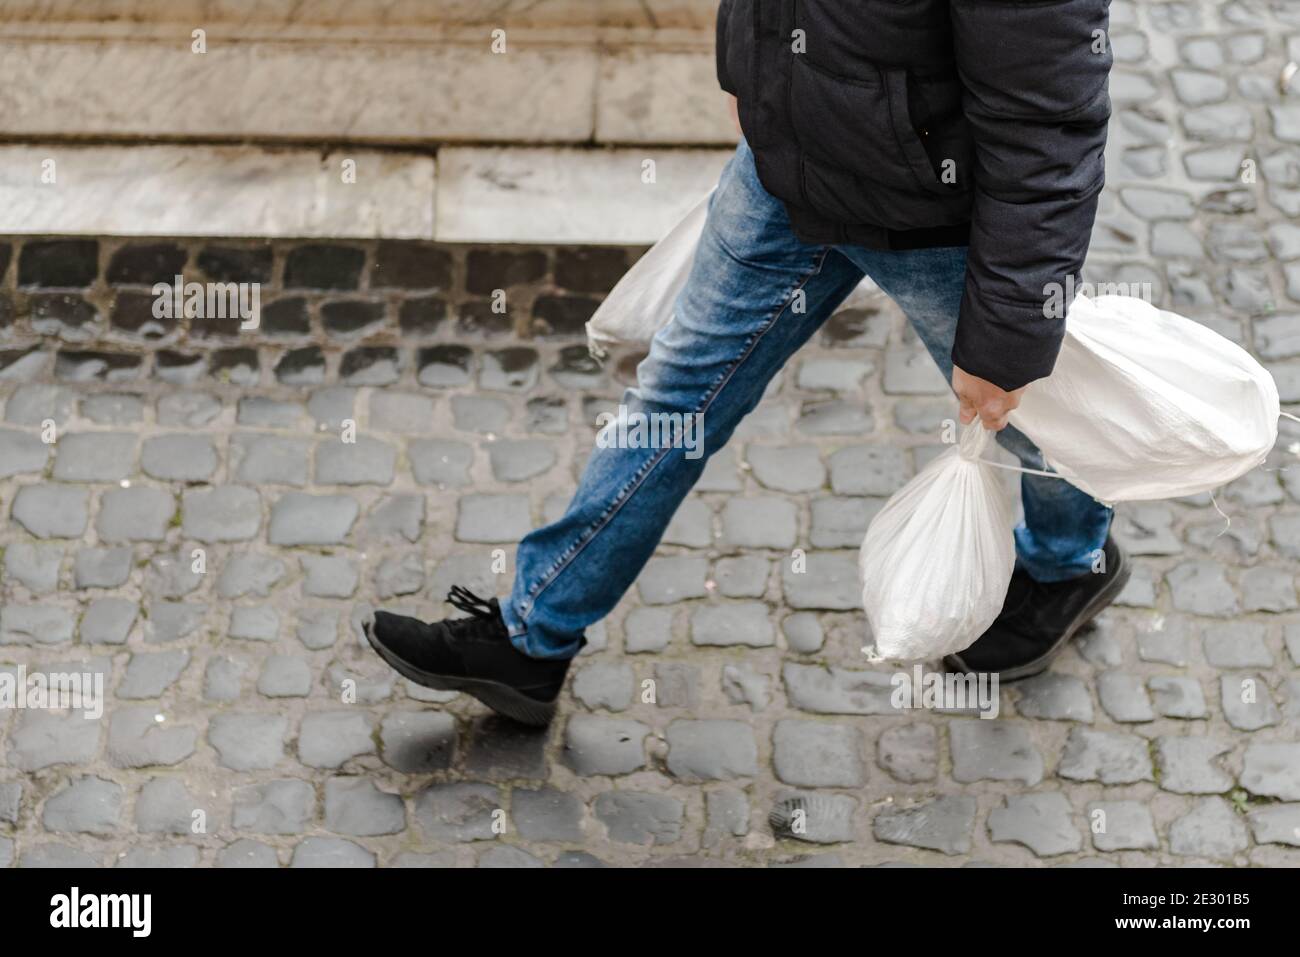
{"left": 885, "top": 69, "right": 970, "bottom": 197}
{"left": 788, "top": 55, "right": 917, "bottom": 192}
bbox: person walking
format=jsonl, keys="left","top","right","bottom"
{"left": 362, "top": 0, "right": 1128, "bottom": 726}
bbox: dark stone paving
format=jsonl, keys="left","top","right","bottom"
{"left": 1, "top": 0, "right": 1300, "bottom": 867}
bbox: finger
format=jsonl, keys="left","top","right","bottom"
{"left": 981, "top": 410, "right": 1009, "bottom": 431}
{"left": 980, "top": 399, "right": 1010, "bottom": 421}
{"left": 958, "top": 400, "right": 977, "bottom": 425}
{"left": 975, "top": 402, "right": 1004, "bottom": 429}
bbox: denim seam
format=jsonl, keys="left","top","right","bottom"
{"left": 515, "top": 249, "right": 830, "bottom": 623}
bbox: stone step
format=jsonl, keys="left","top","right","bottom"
{"left": 0, "top": 144, "right": 731, "bottom": 243}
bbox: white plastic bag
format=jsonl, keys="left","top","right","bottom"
{"left": 588, "top": 198, "right": 1289, "bottom": 661}
{"left": 586, "top": 190, "right": 712, "bottom": 359}
{"left": 1010, "top": 294, "right": 1280, "bottom": 503}
{"left": 859, "top": 426, "right": 1017, "bottom": 662}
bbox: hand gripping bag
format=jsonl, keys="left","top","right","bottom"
{"left": 1009, "top": 294, "right": 1281, "bottom": 503}
{"left": 859, "top": 425, "right": 1017, "bottom": 662}
{"left": 585, "top": 191, "right": 712, "bottom": 360}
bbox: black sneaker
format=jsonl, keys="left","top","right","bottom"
{"left": 944, "top": 536, "right": 1130, "bottom": 681}
{"left": 361, "top": 586, "right": 572, "bottom": 727}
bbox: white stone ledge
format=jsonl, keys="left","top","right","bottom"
{"left": 0, "top": 146, "right": 435, "bottom": 239}
{"left": 0, "top": 40, "right": 599, "bottom": 144}
{"left": 0, "top": 143, "right": 736, "bottom": 243}
{"left": 0, "top": 0, "right": 720, "bottom": 33}
{"left": 435, "top": 146, "right": 732, "bottom": 244}
{"left": 599, "top": 50, "right": 734, "bottom": 144}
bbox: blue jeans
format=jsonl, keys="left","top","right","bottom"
{"left": 502, "top": 139, "right": 1112, "bottom": 659}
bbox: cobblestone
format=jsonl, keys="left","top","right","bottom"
{"left": 874, "top": 795, "right": 974, "bottom": 856}
{"left": 988, "top": 792, "right": 1083, "bottom": 857}
{"left": 3, "top": 12, "right": 1300, "bottom": 864}
{"left": 773, "top": 720, "right": 864, "bottom": 787}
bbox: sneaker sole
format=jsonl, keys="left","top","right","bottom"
{"left": 943, "top": 548, "right": 1132, "bottom": 683}
{"left": 360, "top": 614, "right": 557, "bottom": 727}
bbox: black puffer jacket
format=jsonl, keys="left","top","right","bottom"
{"left": 716, "top": 0, "right": 1113, "bottom": 391}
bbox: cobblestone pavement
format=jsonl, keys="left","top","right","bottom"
{"left": 4, "top": 0, "right": 1300, "bottom": 867}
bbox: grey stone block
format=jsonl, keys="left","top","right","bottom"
{"left": 721, "top": 663, "right": 771, "bottom": 710}
{"left": 232, "top": 779, "right": 315, "bottom": 835}
{"left": 208, "top": 713, "right": 288, "bottom": 770}
{"left": 43, "top": 777, "right": 122, "bottom": 835}
{"left": 96, "top": 487, "right": 175, "bottom": 542}
{"left": 7, "top": 709, "right": 101, "bottom": 770}
{"left": 257, "top": 655, "right": 312, "bottom": 698}
{"left": 572, "top": 661, "right": 634, "bottom": 711}
{"left": 638, "top": 556, "right": 708, "bottom": 604}
{"left": 1156, "top": 737, "right": 1234, "bottom": 795}
{"left": 52, "top": 432, "right": 137, "bottom": 481}
{"left": 4, "top": 542, "right": 63, "bottom": 592}
{"left": 511, "top": 787, "right": 584, "bottom": 842}
{"left": 181, "top": 486, "right": 262, "bottom": 541}
{"left": 1169, "top": 799, "right": 1248, "bottom": 859}
{"left": 141, "top": 434, "right": 219, "bottom": 481}
{"left": 217, "top": 553, "right": 287, "bottom": 599}
{"left": 315, "top": 436, "right": 397, "bottom": 485}
{"left": 950, "top": 719, "right": 1044, "bottom": 785}
{"left": 1013, "top": 672, "right": 1095, "bottom": 722}
{"left": 1058, "top": 727, "right": 1154, "bottom": 784}
{"left": 690, "top": 602, "right": 775, "bottom": 647}
{"left": 665, "top": 720, "right": 758, "bottom": 781}
{"left": 1242, "top": 743, "right": 1300, "bottom": 800}
{"left": 414, "top": 783, "right": 501, "bottom": 842}
{"left": 988, "top": 792, "right": 1082, "bottom": 858}
{"left": 232, "top": 434, "right": 311, "bottom": 486}
{"left": 721, "top": 497, "right": 798, "bottom": 548}
{"left": 594, "top": 791, "right": 683, "bottom": 846}
{"left": 74, "top": 547, "right": 133, "bottom": 589}
{"left": 874, "top": 795, "right": 974, "bottom": 856}
{"left": 135, "top": 778, "right": 202, "bottom": 835}
{"left": 1088, "top": 801, "right": 1158, "bottom": 851}
{"left": 118, "top": 650, "right": 190, "bottom": 699}
{"left": 623, "top": 606, "right": 674, "bottom": 653}
{"left": 0, "top": 605, "right": 75, "bottom": 645}
{"left": 380, "top": 711, "right": 457, "bottom": 773}
{"left": 324, "top": 777, "right": 406, "bottom": 836}
{"left": 268, "top": 493, "right": 358, "bottom": 545}
{"left": 563, "top": 715, "right": 648, "bottom": 776}
{"left": 455, "top": 494, "right": 531, "bottom": 543}
{"left": 11, "top": 485, "right": 89, "bottom": 538}
{"left": 773, "top": 720, "right": 864, "bottom": 787}
{"left": 0, "top": 428, "right": 50, "bottom": 477}
{"left": 1097, "top": 671, "right": 1155, "bottom": 723}
{"left": 299, "top": 711, "right": 376, "bottom": 769}
{"left": 783, "top": 663, "right": 897, "bottom": 715}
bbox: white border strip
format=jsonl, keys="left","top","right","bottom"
{"left": 0, "top": 143, "right": 736, "bottom": 243}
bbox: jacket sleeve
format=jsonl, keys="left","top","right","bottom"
{"left": 948, "top": 0, "right": 1112, "bottom": 392}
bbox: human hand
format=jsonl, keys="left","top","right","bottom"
{"left": 952, "top": 365, "right": 1027, "bottom": 431}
